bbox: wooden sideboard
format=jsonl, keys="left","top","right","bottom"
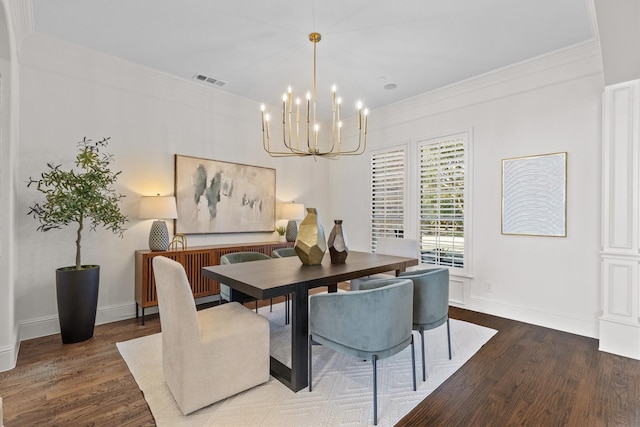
{"left": 135, "top": 240, "right": 294, "bottom": 324}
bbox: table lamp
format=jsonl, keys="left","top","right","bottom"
{"left": 280, "top": 203, "right": 305, "bottom": 242}
{"left": 139, "top": 195, "right": 178, "bottom": 251}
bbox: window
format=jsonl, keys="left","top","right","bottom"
{"left": 370, "top": 147, "right": 406, "bottom": 252}
{"left": 418, "top": 134, "right": 466, "bottom": 268}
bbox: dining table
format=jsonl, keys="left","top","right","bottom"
{"left": 201, "top": 250, "right": 419, "bottom": 392}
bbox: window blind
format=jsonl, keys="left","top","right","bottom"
{"left": 371, "top": 148, "right": 406, "bottom": 252}
{"left": 419, "top": 136, "right": 465, "bottom": 268}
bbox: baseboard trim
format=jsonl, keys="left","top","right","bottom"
{"left": 19, "top": 302, "right": 139, "bottom": 342}
{"left": 18, "top": 295, "right": 222, "bottom": 343}
{"left": 599, "top": 317, "right": 640, "bottom": 360}
{"left": 459, "top": 295, "right": 598, "bottom": 339}
{"left": 0, "top": 323, "right": 19, "bottom": 372}
{"left": 95, "top": 302, "right": 137, "bottom": 325}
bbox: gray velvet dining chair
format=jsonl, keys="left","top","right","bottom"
{"left": 350, "top": 237, "right": 419, "bottom": 290}
{"left": 271, "top": 247, "right": 297, "bottom": 258}
{"left": 308, "top": 278, "right": 416, "bottom": 425}
{"left": 271, "top": 247, "right": 297, "bottom": 324}
{"left": 362, "top": 267, "right": 451, "bottom": 382}
{"left": 152, "top": 256, "right": 270, "bottom": 415}
{"left": 220, "top": 251, "right": 272, "bottom": 312}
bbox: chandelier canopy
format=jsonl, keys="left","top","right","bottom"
{"left": 261, "top": 33, "right": 368, "bottom": 158}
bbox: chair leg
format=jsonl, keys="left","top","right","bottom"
{"left": 308, "top": 335, "right": 313, "bottom": 392}
{"left": 285, "top": 294, "right": 290, "bottom": 325}
{"left": 446, "top": 317, "right": 452, "bottom": 359}
{"left": 372, "top": 355, "right": 378, "bottom": 426}
{"left": 255, "top": 300, "right": 258, "bottom": 313}
{"left": 411, "top": 334, "right": 416, "bottom": 391}
{"left": 270, "top": 298, "right": 273, "bottom": 312}
{"left": 419, "top": 327, "right": 426, "bottom": 381}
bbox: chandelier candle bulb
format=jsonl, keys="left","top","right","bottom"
{"left": 314, "top": 124, "right": 319, "bottom": 150}
{"left": 332, "top": 85, "right": 336, "bottom": 109}
{"left": 296, "top": 98, "right": 301, "bottom": 148}
{"left": 265, "top": 114, "right": 271, "bottom": 139}
{"left": 364, "top": 109, "right": 368, "bottom": 134}
{"left": 306, "top": 92, "right": 311, "bottom": 143}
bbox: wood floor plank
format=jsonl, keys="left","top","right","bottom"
{"left": 3, "top": 304, "right": 640, "bottom": 426}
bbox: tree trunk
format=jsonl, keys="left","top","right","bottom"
{"left": 75, "top": 217, "right": 83, "bottom": 270}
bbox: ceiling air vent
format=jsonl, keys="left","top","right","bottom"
{"left": 193, "top": 73, "right": 227, "bottom": 87}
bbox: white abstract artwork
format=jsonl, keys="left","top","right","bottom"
{"left": 502, "top": 152, "right": 567, "bottom": 237}
{"left": 175, "top": 155, "right": 276, "bottom": 234}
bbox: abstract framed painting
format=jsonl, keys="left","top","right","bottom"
{"left": 501, "top": 152, "right": 567, "bottom": 237}
{"left": 174, "top": 155, "right": 276, "bottom": 234}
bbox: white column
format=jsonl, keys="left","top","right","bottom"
{"left": 599, "top": 79, "right": 640, "bottom": 359}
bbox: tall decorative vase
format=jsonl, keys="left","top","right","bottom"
{"left": 328, "top": 219, "right": 348, "bottom": 263}
{"left": 294, "top": 208, "right": 326, "bottom": 265}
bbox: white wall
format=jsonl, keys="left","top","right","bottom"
{"left": 328, "top": 41, "right": 605, "bottom": 338}
{"left": 15, "top": 33, "right": 331, "bottom": 340}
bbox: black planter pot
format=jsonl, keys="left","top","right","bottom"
{"left": 56, "top": 265, "right": 100, "bottom": 344}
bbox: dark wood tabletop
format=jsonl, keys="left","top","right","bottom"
{"left": 202, "top": 250, "right": 419, "bottom": 300}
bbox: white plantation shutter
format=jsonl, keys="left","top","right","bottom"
{"left": 371, "top": 147, "right": 406, "bottom": 252}
{"left": 419, "top": 135, "right": 466, "bottom": 268}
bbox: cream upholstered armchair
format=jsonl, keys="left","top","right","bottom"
{"left": 309, "top": 278, "right": 416, "bottom": 425}
{"left": 152, "top": 256, "right": 270, "bottom": 415}
{"left": 350, "top": 237, "right": 419, "bottom": 290}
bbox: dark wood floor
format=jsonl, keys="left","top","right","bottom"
{"left": 2, "top": 301, "right": 640, "bottom": 426}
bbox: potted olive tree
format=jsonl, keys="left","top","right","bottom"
{"left": 27, "top": 137, "right": 127, "bottom": 343}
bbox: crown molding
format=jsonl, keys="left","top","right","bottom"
{"left": 371, "top": 39, "right": 604, "bottom": 130}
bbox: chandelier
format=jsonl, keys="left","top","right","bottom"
{"left": 261, "top": 33, "right": 368, "bottom": 158}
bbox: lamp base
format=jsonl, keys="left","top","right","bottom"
{"left": 285, "top": 220, "right": 298, "bottom": 242}
{"left": 149, "top": 220, "right": 170, "bottom": 251}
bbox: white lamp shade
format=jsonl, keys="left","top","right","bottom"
{"left": 139, "top": 196, "right": 178, "bottom": 219}
{"left": 280, "top": 203, "right": 305, "bottom": 220}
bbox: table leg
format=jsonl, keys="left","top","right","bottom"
{"left": 327, "top": 283, "right": 338, "bottom": 293}
{"left": 268, "top": 284, "right": 310, "bottom": 392}
{"left": 395, "top": 267, "right": 407, "bottom": 276}
{"left": 229, "top": 288, "right": 245, "bottom": 303}
{"left": 290, "top": 284, "right": 309, "bottom": 391}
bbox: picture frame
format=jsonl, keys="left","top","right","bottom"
{"left": 174, "top": 155, "right": 276, "bottom": 234}
{"left": 501, "top": 152, "right": 567, "bottom": 237}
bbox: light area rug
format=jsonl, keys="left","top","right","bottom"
{"left": 117, "top": 301, "right": 496, "bottom": 426}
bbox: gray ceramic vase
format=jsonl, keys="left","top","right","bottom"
{"left": 328, "top": 219, "right": 348, "bottom": 263}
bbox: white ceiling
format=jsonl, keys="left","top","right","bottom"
{"left": 31, "top": 0, "right": 595, "bottom": 118}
